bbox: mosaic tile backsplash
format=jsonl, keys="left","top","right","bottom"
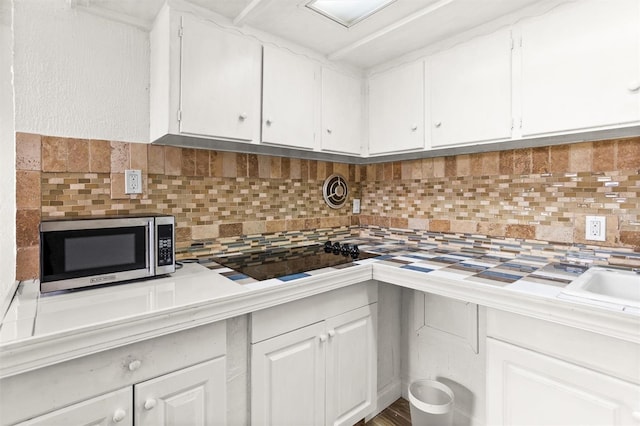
{"left": 15, "top": 133, "right": 640, "bottom": 280}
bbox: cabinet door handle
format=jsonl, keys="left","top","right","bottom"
{"left": 112, "top": 409, "right": 127, "bottom": 423}
{"left": 265, "top": 119, "right": 273, "bottom": 126}
{"left": 319, "top": 334, "right": 328, "bottom": 342}
{"left": 239, "top": 113, "right": 248, "bottom": 121}
{"left": 328, "top": 330, "right": 336, "bottom": 338}
{"left": 434, "top": 121, "right": 442, "bottom": 128}
{"left": 144, "top": 398, "right": 157, "bottom": 410}
{"left": 628, "top": 81, "right": 640, "bottom": 92}
{"left": 326, "top": 128, "right": 332, "bottom": 134}
{"left": 632, "top": 411, "right": 640, "bottom": 421}
{"left": 128, "top": 359, "right": 142, "bottom": 371}
{"left": 411, "top": 124, "right": 418, "bottom": 131}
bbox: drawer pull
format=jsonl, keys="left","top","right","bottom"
{"left": 144, "top": 398, "right": 157, "bottom": 410}
{"left": 328, "top": 330, "right": 336, "bottom": 338}
{"left": 113, "top": 409, "right": 127, "bottom": 423}
{"left": 128, "top": 360, "right": 142, "bottom": 371}
{"left": 319, "top": 334, "right": 328, "bottom": 342}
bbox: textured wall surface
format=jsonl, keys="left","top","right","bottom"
{"left": 15, "top": 133, "right": 640, "bottom": 280}
{"left": 360, "top": 138, "right": 640, "bottom": 248}
{"left": 0, "top": 9, "right": 16, "bottom": 308}
{"left": 12, "top": 0, "right": 149, "bottom": 143}
{"left": 15, "top": 134, "right": 359, "bottom": 279}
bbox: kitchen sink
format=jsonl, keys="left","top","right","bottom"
{"left": 561, "top": 267, "right": 640, "bottom": 308}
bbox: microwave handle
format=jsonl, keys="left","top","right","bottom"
{"left": 148, "top": 219, "right": 155, "bottom": 275}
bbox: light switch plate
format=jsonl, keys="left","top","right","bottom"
{"left": 585, "top": 216, "right": 606, "bottom": 241}
{"left": 125, "top": 169, "right": 142, "bottom": 194}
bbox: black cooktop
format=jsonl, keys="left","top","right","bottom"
{"left": 208, "top": 242, "right": 378, "bottom": 281}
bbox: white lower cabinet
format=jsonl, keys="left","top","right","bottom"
{"left": 325, "top": 306, "right": 377, "bottom": 426}
{"left": 134, "top": 358, "right": 226, "bottom": 426}
{"left": 487, "top": 338, "right": 640, "bottom": 426}
{"left": 251, "top": 283, "right": 378, "bottom": 426}
{"left": 487, "top": 310, "right": 640, "bottom": 426}
{"left": 17, "top": 358, "right": 226, "bottom": 426}
{"left": 252, "top": 322, "right": 327, "bottom": 426}
{"left": 3, "top": 322, "right": 227, "bottom": 426}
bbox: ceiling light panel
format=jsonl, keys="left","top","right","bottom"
{"left": 306, "top": 0, "right": 397, "bottom": 28}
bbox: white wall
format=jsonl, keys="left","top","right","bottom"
{"left": 0, "top": 0, "right": 16, "bottom": 313}
{"left": 13, "top": 0, "right": 149, "bottom": 143}
{"left": 1, "top": 0, "right": 149, "bottom": 311}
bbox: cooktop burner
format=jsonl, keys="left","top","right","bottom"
{"left": 208, "top": 242, "right": 378, "bottom": 281}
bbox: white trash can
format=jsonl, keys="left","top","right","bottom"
{"left": 408, "top": 379, "right": 454, "bottom": 426}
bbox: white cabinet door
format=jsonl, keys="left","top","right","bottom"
{"left": 252, "top": 322, "right": 326, "bottom": 426}
{"left": 429, "top": 29, "right": 512, "bottom": 147}
{"left": 321, "top": 68, "right": 363, "bottom": 155}
{"left": 487, "top": 338, "right": 640, "bottom": 426}
{"left": 17, "top": 387, "right": 132, "bottom": 426}
{"left": 520, "top": 0, "right": 640, "bottom": 136}
{"left": 134, "top": 357, "right": 226, "bottom": 426}
{"left": 179, "top": 14, "right": 261, "bottom": 142}
{"left": 325, "top": 304, "right": 377, "bottom": 426}
{"left": 368, "top": 61, "right": 425, "bottom": 155}
{"left": 262, "top": 45, "right": 319, "bottom": 150}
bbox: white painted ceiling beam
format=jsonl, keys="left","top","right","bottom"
{"left": 233, "top": 0, "right": 268, "bottom": 26}
{"left": 328, "top": 0, "right": 455, "bottom": 61}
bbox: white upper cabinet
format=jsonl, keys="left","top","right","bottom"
{"left": 519, "top": 0, "right": 640, "bottom": 136}
{"left": 179, "top": 15, "right": 262, "bottom": 142}
{"left": 321, "top": 68, "right": 363, "bottom": 155}
{"left": 368, "top": 61, "right": 425, "bottom": 155}
{"left": 262, "top": 45, "right": 320, "bottom": 150}
{"left": 150, "top": 9, "right": 262, "bottom": 143}
{"left": 428, "top": 28, "right": 513, "bottom": 148}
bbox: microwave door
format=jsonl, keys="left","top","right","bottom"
{"left": 40, "top": 218, "right": 154, "bottom": 292}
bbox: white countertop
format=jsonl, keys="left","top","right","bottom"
{"left": 1, "top": 243, "right": 639, "bottom": 378}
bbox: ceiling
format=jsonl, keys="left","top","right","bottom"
{"left": 72, "top": 0, "right": 546, "bottom": 69}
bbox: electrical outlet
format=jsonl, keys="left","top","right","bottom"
{"left": 585, "top": 216, "right": 606, "bottom": 242}
{"left": 125, "top": 169, "right": 142, "bottom": 194}
{"left": 352, "top": 198, "right": 361, "bottom": 214}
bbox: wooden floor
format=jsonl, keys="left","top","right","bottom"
{"left": 355, "top": 398, "right": 412, "bottom": 426}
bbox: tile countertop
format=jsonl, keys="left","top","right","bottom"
{"left": 1, "top": 238, "right": 639, "bottom": 378}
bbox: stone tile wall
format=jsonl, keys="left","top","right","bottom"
{"left": 359, "top": 138, "right": 640, "bottom": 248}
{"left": 15, "top": 133, "right": 360, "bottom": 280}
{"left": 14, "top": 133, "right": 640, "bottom": 281}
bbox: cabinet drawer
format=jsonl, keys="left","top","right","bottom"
{"left": 1, "top": 321, "right": 226, "bottom": 425}
{"left": 251, "top": 281, "right": 377, "bottom": 344}
{"left": 487, "top": 309, "right": 640, "bottom": 384}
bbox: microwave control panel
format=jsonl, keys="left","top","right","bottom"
{"left": 157, "top": 224, "right": 174, "bottom": 266}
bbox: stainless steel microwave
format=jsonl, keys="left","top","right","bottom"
{"left": 40, "top": 215, "right": 175, "bottom": 293}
